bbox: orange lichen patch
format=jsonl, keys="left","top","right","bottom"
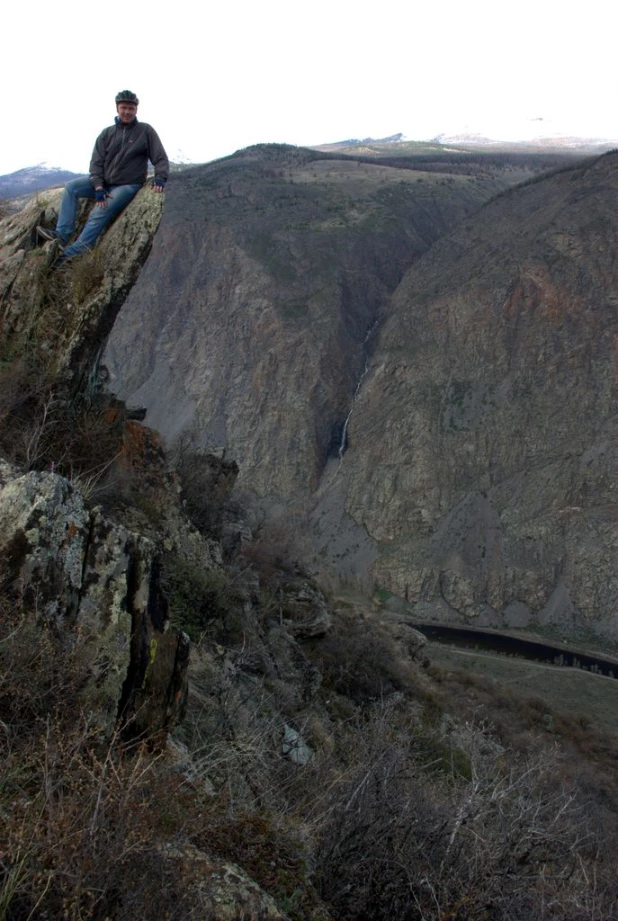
{"left": 104, "top": 406, "right": 123, "bottom": 425}
{"left": 65, "top": 521, "right": 79, "bottom": 541}
{"left": 121, "top": 422, "right": 165, "bottom": 471}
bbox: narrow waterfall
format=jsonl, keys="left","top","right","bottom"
{"left": 338, "top": 321, "right": 378, "bottom": 461}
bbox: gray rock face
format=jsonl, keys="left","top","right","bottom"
{"left": 159, "top": 844, "right": 291, "bottom": 920}
{"left": 331, "top": 152, "right": 618, "bottom": 640}
{"left": 0, "top": 465, "right": 90, "bottom": 619}
{"left": 104, "top": 145, "right": 505, "bottom": 497}
{"left": 100, "top": 147, "right": 618, "bottom": 641}
{"left": 282, "top": 724, "right": 313, "bottom": 765}
{"left": 280, "top": 578, "right": 332, "bottom": 638}
{"left": 0, "top": 459, "right": 189, "bottom": 736}
{"left": 14, "top": 149, "right": 616, "bottom": 654}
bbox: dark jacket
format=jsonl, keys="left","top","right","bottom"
{"left": 89, "top": 117, "right": 169, "bottom": 189}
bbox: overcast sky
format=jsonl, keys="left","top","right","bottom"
{"left": 3, "top": 0, "right": 616, "bottom": 174}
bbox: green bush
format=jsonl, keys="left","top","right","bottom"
{"left": 161, "top": 554, "right": 241, "bottom": 642}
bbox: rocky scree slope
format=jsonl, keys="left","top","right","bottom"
{"left": 105, "top": 144, "right": 514, "bottom": 497}
{"left": 326, "top": 151, "right": 618, "bottom": 641}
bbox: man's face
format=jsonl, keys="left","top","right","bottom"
{"left": 117, "top": 103, "right": 138, "bottom": 124}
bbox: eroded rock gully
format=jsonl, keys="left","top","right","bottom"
{"left": 104, "top": 144, "right": 502, "bottom": 496}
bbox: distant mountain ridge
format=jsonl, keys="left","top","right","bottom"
{"left": 0, "top": 159, "right": 198, "bottom": 202}
{"left": 4, "top": 129, "right": 617, "bottom": 199}
{"left": 0, "top": 163, "right": 86, "bottom": 199}
{"left": 316, "top": 132, "right": 618, "bottom": 156}
{"left": 322, "top": 132, "right": 405, "bottom": 148}
{"left": 433, "top": 132, "right": 618, "bottom": 150}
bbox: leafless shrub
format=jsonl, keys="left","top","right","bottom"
{"left": 313, "top": 702, "right": 618, "bottom": 921}
{"left": 170, "top": 430, "right": 239, "bottom": 541}
{"left": 0, "top": 359, "right": 123, "bottom": 484}
{"left": 0, "top": 719, "right": 199, "bottom": 920}
{"left": 160, "top": 553, "right": 248, "bottom": 643}
{"left": 0, "top": 594, "right": 209, "bottom": 921}
{"left": 0, "top": 360, "right": 58, "bottom": 468}
{"left": 241, "top": 518, "right": 313, "bottom": 590}
{"left": 305, "top": 605, "right": 432, "bottom": 706}
{"left": 0, "top": 608, "right": 92, "bottom": 742}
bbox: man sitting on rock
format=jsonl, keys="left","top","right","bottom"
{"left": 37, "top": 90, "right": 169, "bottom": 264}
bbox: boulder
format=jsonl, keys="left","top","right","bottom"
{"left": 159, "top": 844, "right": 290, "bottom": 920}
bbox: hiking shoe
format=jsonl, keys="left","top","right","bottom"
{"left": 50, "top": 253, "right": 69, "bottom": 271}
{"left": 50, "top": 250, "right": 79, "bottom": 271}
{"left": 36, "top": 225, "right": 63, "bottom": 243}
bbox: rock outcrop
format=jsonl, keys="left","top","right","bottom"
{"left": 0, "top": 458, "right": 189, "bottom": 737}
{"left": 157, "top": 845, "right": 291, "bottom": 920}
{"left": 0, "top": 187, "right": 198, "bottom": 739}
{"left": 0, "top": 185, "right": 163, "bottom": 392}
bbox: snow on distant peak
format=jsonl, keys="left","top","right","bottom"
{"left": 33, "top": 161, "right": 66, "bottom": 172}
{"left": 171, "top": 149, "right": 193, "bottom": 165}
{"left": 4, "top": 162, "right": 70, "bottom": 178}
{"left": 10, "top": 162, "right": 70, "bottom": 176}
{"left": 430, "top": 115, "right": 618, "bottom": 149}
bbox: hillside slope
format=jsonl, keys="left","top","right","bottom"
{"left": 324, "top": 152, "right": 618, "bottom": 640}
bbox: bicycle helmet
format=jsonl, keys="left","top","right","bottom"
{"left": 115, "top": 90, "right": 139, "bottom": 106}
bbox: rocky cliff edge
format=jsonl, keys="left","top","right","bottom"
{"left": 0, "top": 188, "right": 199, "bottom": 740}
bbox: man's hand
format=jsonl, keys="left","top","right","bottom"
{"left": 152, "top": 180, "right": 165, "bottom": 193}
{"left": 95, "top": 188, "right": 109, "bottom": 209}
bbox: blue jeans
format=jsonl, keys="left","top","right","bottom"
{"left": 57, "top": 178, "right": 142, "bottom": 256}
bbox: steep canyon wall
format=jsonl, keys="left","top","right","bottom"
{"left": 105, "top": 146, "right": 618, "bottom": 639}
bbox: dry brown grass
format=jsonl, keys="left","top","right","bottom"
{"left": 0, "top": 603, "right": 188, "bottom": 919}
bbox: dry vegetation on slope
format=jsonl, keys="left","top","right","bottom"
{"left": 3, "top": 547, "right": 618, "bottom": 920}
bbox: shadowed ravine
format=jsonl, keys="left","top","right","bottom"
{"left": 414, "top": 622, "right": 618, "bottom": 678}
